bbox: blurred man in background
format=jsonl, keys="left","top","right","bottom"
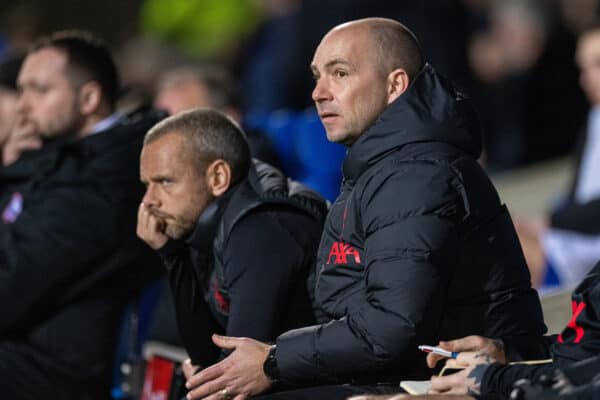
{"left": 518, "top": 21, "right": 600, "bottom": 290}
{"left": 0, "top": 53, "right": 27, "bottom": 164}
{"left": 154, "top": 65, "right": 279, "bottom": 167}
{"left": 0, "top": 30, "right": 163, "bottom": 399}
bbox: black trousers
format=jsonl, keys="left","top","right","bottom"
{"left": 255, "top": 384, "right": 403, "bottom": 400}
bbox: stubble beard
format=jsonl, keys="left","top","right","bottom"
{"left": 165, "top": 217, "right": 196, "bottom": 241}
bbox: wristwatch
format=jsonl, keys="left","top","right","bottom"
{"left": 263, "top": 344, "right": 280, "bottom": 383}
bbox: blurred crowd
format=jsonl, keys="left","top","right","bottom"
{"left": 2, "top": 0, "right": 599, "bottom": 176}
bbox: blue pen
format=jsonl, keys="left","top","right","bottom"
{"left": 418, "top": 345, "right": 459, "bottom": 359}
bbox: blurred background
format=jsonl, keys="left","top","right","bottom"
{"left": 0, "top": 0, "right": 598, "bottom": 199}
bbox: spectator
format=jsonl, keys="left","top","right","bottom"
{"left": 0, "top": 53, "right": 23, "bottom": 161}
{"left": 0, "top": 30, "right": 163, "bottom": 399}
{"left": 136, "top": 109, "right": 326, "bottom": 369}
{"left": 154, "top": 65, "right": 280, "bottom": 167}
{"left": 181, "top": 18, "right": 545, "bottom": 400}
{"left": 467, "top": 0, "right": 588, "bottom": 171}
{"left": 518, "top": 21, "right": 600, "bottom": 289}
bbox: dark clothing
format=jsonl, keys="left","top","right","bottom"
{"left": 0, "top": 108, "right": 164, "bottom": 399}
{"left": 481, "top": 262, "right": 600, "bottom": 399}
{"left": 157, "top": 160, "right": 327, "bottom": 367}
{"left": 550, "top": 127, "right": 600, "bottom": 235}
{"left": 256, "top": 383, "right": 400, "bottom": 400}
{"left": 275, "top": 64, "right": 546, "bottom": 389}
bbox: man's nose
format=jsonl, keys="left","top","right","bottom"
{"left": 312, "top": 78, "right": 332, "bottom": 103}
{"left": 142, "top": 185, "right": 161, "bottom": 208}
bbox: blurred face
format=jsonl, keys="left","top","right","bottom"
{"left": 0, "top": 87, "right": 18, "bottom": 145}
{"left": 154, "top": 79, "right": 211, "bottom": 115}
{"left": 140, "top": 132, "right": 213, "bottom": 240}
{"left": 311, "top": 26, "right": 390, "bottom": 146}
{"left": 16, "top": 47, "right": 84, "bottom": 139}
{"left": 577, "top": 31, "right": 600, "bottom": 105}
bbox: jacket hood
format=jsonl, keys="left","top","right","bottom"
{"left": 343, "top": 64, "right": 482, "bottom": 181}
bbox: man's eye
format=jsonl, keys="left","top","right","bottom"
{"left": 334, "top": 70, "right": 348, "bottom": 78}
{"left": 160, "top": 179, "right": 171, "bottom": 186}
{"left": 31, "top": 84, "right": 49, "bottom": 94}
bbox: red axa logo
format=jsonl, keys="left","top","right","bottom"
{"left": 326, "top": 241, "right": 361, "bottom": 265}
{"left": 558, "top": 300, "right": 587, "bottom": 344}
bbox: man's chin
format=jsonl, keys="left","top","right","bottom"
{"left": 326, "top": 131, "right": 357, "bottom": 147}
{"left": 165, "top": 223, "right": 194, "bottom": 241}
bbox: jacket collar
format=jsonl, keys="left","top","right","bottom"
{"left": 342, "top": 64, "right": 482, "bottom": 182}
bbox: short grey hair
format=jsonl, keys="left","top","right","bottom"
{"left": 144, "top": 108, "right": 251, "bottom": 184}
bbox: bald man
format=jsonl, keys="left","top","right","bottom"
{"left": 181, "top": 18, "right": 545, "bottom": 400}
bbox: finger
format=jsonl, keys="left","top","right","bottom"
{"left": 189, "top": 391, "right": 221, "bottom": 400}
{"left": 212, "top": 334, "right": 243, "bottom": 350}
{"left": 147, "top": 211, "right": 165, "bottom": 233}
{"left": 136, "top": 205, "right": 151, "bottom": 238}
{"left": 186, "top": 377, "right": 228, "bottom": 400}
{"left": 429, "top": 375, "right": 457, "bottom": 393}
{"left": 15, "top": 137, "right": 42, "bottom": 151}
{"left": 186, "top": 361, "right": 226, "bottom": 389}
{"left": 182, "top": 359, "right": 199, "bottom": 381}
{"left": 444, "top": 358, "right": 461, "bottom": 368}
{"left": 197, "top": 392, "right": 224, "bottom": 400}
{"left": 455, "top": 351, "right": 482, "bottom": 367}
{"left": 426, "top": 352, "right": 446, "bottom": 368}
{"left": 233, "top": 394, "right": 246, "bottom": 400}
{"left": 439, "top": 336, "right": 484, "bottom": 352}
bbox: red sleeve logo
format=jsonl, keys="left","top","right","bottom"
{"left": 558, "top": 300, "right": 587, "bottom": 344}
{"left": 326, "top": 241, "right": 361, "bottom": 265}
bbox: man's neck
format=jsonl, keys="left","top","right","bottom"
{"left": 76, "top": 112, "right": 117, "bottom": 138}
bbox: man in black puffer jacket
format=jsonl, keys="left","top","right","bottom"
{"left": 0, "top": 31, "right": 163, "bottom": 399}
{"left": 136, "top": 109, "right": 327, "bottom": 372}
{"left": 181, "top": 18, "right": 546, "bottom": 400}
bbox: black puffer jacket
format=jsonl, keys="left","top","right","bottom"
{"left": 0, "top": 107, "right": 164, "bottom": 399}
{"left": 275, "top": 64, "right": 546, "bottom": 385}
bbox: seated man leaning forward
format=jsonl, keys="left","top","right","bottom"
{"left": 136, "top": 108, "right": 327, "bottom": 369}
{"left": 179, "top": 17, "right": 547, "bottom": 400}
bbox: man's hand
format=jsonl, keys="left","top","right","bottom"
{"left": 182, "top": 359, "right": 200, "bottom": 381}
{"left": 426, "top": 336, "right": 505, "bottom": 369}
{"left": 2, "top": 120, "right": 42, "bottom": 166}
{"left": 429, "top": 364, "right": 488, "bottom": 396}
{"left": 136, "top": 203, "right": 168, "bottom": 249}
{"left": 185, "top": 335, "right": 272, "bottom": 400}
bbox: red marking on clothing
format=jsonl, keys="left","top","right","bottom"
{"left": 340, "top": 205, "right": 348, "bottom": 241}
{"left": 213, "top": 280, "right": 230, "bottom": 313}
{"left": 558, "top": 300, "right": 587, "bottom": 344}
{"left": 326, "top": 241, "right": 361, "bottom": 265}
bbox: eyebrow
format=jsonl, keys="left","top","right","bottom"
{"left": 311, "top": 58, "right": 353, "bottom": 74}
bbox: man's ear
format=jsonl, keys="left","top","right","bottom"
{"left": 78, "top": 81, "right": 103, "bottom": 115}
{"left": 206, "top": 159, "right": 232, "bottom": 197}
{"left": 387, "top": 68, "right": 410, "bottom": 104}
